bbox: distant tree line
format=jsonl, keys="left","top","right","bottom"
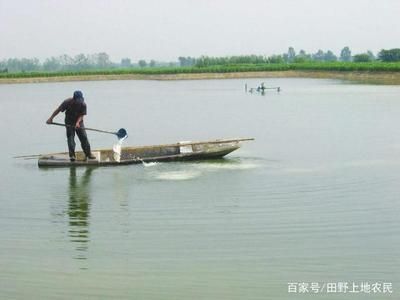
{"left": 378, "top": 49, "right": 400, "bottom": 62}
{"left": 2, "top": 48, "right": 400, "bottom": 73}
{"left": 194, "top": 48, "right": 400, "bottom": 67}
{"left": 0, "top": 52, "right": 177, "bottom": 73}
{"left": 178, "top": 56, "right": 196, "bottom": 67}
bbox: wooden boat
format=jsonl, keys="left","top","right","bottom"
{"left": 38, "top": 138, "right": 254, "bottom": 167}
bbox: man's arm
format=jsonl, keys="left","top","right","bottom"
{"left": 46, "top": 107, "right": 62, "bottom": 124}
{"left": 75, "top": 115, "right": 84, "bottom": 128}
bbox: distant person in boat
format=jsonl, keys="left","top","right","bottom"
{"left": 257, "top": 82, "right": 266, "bottom": 92}
{"left": 46, "top": 90, "right": 95, "bottom": 162}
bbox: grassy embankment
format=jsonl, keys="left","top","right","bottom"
{"left": 1, "top": 62, "right": 400, "bottom": 84}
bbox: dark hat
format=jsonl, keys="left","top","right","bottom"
{"left": 73, "top": 90, "right": 84, "bottom": 101}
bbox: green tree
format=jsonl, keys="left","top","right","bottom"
{"left": 268, "top": 55, "right": 284, "bottom": 64}
{"left": 120, "top": 58, "right": 131, "bottom": 68}
{"left": 0, "top": 59, "right": 8, "bottom": 73}
{"left": 95, "top": 52, "right": 111, "bottom": 68}
{"left": 340, "top": 46, "right": 352, "bottom": 62}
{"left": 59, "top": 54, "right": 74, "bottom": 70}
{"left": 73, "top": 54, "right": 90, "bottom": 70}
{"left": 294, "top": 50, "right": 312, "bottom": 63}
{"left": 138, "top": 60, "right": 147, "bottom": 67}
{"left": 149, "top": 60, "right": 156, "bottom": 67}
{"left": 43, "top": 57, "right": 61, "bottom": 71}
{"left": 179, "top": 56, "right": 196, "bottom": 67}
{"left": 287, "top": 47, "right": 296, "bottom": 62}
{"left": 367, "top": 50, "right": 375, "bottom": 61}
{"left": 353, "top": 53, "right": 372, "bottom": 62}
{"left": 378, "top": 48, "right": 400, "bottom": 62}
{"left": 313, "top": 50, "right": 325, "bottom": 61}
{"left": 5, "top": 57, "right": 40, "bottom": 72}
{"left": 324, "top": 50, "right": 337, "bottom": 62}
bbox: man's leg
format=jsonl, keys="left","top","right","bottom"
{"left": 76, "top": 128, "right": 93, "bottom": 158}
{"left": 66, "top": 126, "right": 76, "bottom": 160}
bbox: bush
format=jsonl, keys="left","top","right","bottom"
{"left": 353, "top": 54, "right": 372, "bottom": 62}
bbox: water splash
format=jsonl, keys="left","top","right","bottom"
{"left": 141, "top": 161, "right": 159, "bottom": 167}
{"left": 113, "top": 136, "right": 127, "bottom": 163}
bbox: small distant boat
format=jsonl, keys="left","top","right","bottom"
{"left": 245, "top": 82, "right": 281, "bottom": 94}
{"left": 38, "top": 138, "right": 254, "bottom": 167}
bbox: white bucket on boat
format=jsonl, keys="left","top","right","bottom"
{"left": 179, "top": 141, "right": 193, "bottom": 154}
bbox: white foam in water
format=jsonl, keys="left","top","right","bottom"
{"left": 155, "top": 171, "right": 201, "bottom": 181}
{"left": 149, "top": 160, "right": 259, "bottom": 181}
{"left": 142, "top": 161, "right": 158, "bottom": 167}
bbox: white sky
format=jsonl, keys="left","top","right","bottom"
{"left": 0, "top": 0, "right": 399, "bottom": 62}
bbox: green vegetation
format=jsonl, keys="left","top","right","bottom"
{"left": 353, "top": 53, "right": 373, "bottom": 62}
{"left": 0, "top": 52, "right": 177, "bottom": 74}
{"left": 378, "top": 49, "right": 400, "bottom": 62}
{"left": 1, "top": 62, "right": 400, "bottom": 80}
{"left": 2, "top": 47, "right": 400, "bottom": 80}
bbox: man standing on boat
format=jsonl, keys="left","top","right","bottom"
{"left": 46, "top": 90, "right": 95, "bottom": 162}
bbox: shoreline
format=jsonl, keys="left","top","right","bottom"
{"left": 1, "top": 70, "right": 400, "bottom": 85}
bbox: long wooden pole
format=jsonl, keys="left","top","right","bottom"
{"left": 50, "top": 122, "right": 117, "bottom": 135}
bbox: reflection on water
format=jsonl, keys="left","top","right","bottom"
{"left": 68, "top": 167, "right": 93, "bottom": 261}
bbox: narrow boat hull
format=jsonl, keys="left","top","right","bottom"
{"left": 38, "top": 138, "right": 253, "bottom": 168}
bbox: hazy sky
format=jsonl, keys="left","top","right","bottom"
{"left": 1, "top": 0, "right": 399, "bottom": 62}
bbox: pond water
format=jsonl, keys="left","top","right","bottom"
{"left": 0, "top": 78, "right": 399, "bottom": 299}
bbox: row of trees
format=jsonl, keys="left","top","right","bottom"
{"left": 378, "top": 49, "right": 400, "bottom": 62}
{"left": 1, "top": 48, "right": 400, "bottom": 73}
{"left": 0, "top": 53, "right": 175, "bottom": 73}
{"left": 194, "top": 47, "right": 399, "bottom": 67}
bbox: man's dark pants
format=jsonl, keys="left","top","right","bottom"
{"left": 66, "top": 126, "right": 92, "bottom": 158}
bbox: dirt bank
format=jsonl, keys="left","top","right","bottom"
{"left": 1, "top": 70, "right": 400, "bottom": 84}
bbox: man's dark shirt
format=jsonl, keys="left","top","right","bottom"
{"left": 59, "top": 98, "right": 87, "bottom": 125}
